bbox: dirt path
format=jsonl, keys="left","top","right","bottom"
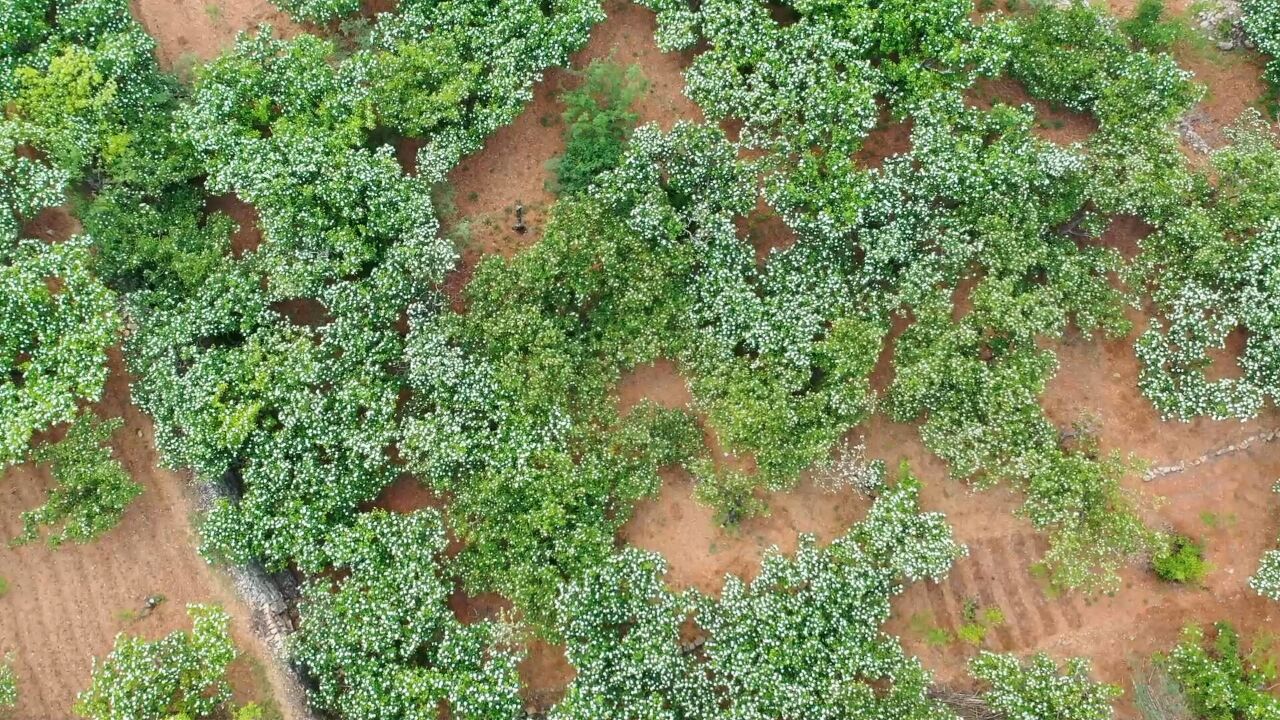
{"left": 0, "top": 350, "right": 290, "bottom": 718}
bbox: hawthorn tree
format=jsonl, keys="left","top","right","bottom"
{"left": 552, "top": 473, "right": 965, "bottom": 719}
{"left": 1251, "top": 481, "right": 1280, "bottom": 601}
{"left": 1132, "top": 113, "right": 1280, "bottom": 421}
{"left": 126, "top": 265, "right": 409, "bottom": 572}
{"left": 13, "top": 411, "right": 139, "bottom": 547}
{"left": 0, "top": 655, "right": 14, "bottom": 716}
{"left": 180, "top": 30, "right": 454, "bottom": 297}
{"left": 269, "top": 0, "right": 360, "bottom": 23}
{"left": 969, "top": 652, "right": 1120, "bottom": 720}
{"left": 291, "top": 510, "right": 524, "bottom": 720}
{"left": 0, "top": 237, "right": 118, "bottom": 467}
{"left": 552, "top": 549, "right": 716, "bottom": 720}
{"left": 402, "top": 196, "right": 704, "bottom": 625}
{"left": 1243, "top": 0, "right": 1280, "bottom": 99}
{"left": 366, "top": 0, "right": 605, "bottom": 180}
{"left": 1160, "top": 623, "right": 1280, "bottom": 719}
{"left": 74, "top": 604, "right": 238, "bottom": 720}
{"left": 0, "top": 121, "right": 67, "bottom": 247}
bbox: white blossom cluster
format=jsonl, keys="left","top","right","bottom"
{"left": 292, "top": 510, "right": 523, "bottom": 720}
{"left": 1250, "top": 481, "right": 1280, "bottom": 601}
{"left": 75, "top": 604, "right": 237, "bottom": 720}
{"left": 969, "top": 652, "right": 1119, "bottom": 720}
{"left": 1, "top": 237, "right": 118, "bottom": 466}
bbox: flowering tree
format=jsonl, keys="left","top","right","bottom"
{"left": 1160, "top": 623, "right": 1280, "bottom": 719}
{"left": 552, "top": 550, "right": 716, "bottom": 720}
{"left": 402, "top": 196, "right": 704, "bottom": 625}
{"left": 552, "top": 475, "right": 965, "bottom": 719}
{"left": 0, "top": 654, "right": 14, "bottom": 715}
{"left": 0, "top": 237, "right": 118, "bottom": 467}
{"left": 969, "top": 652, "right": 1120, "bottom": 720}
{"left": 126, "top": 264, "right": 407, "bottom": 571}
{"left": 1132, "top": 113, "right": 1280, "bottom": 421}
{"left": 180, "top": 31, "right": 454, "bottom": 297}
{"left": 1251, "top": 482, "right": 1280, "bottom": 601}
{"left": 1242, "top": 0, "right": 1280, "bottom": 96}
{"left": 13, "top": 411, "right": 139, "bottom": 547}
{"left": 291, "top": 510, "right": 524, "bottom": 720}
{"left": 367, "top": 0, "right": 605, "bottom": 180}
{"left": 74, "top": 604, "right": 237, "bottom": 720}
{"left": 0, "top": 121, "right": 67, "bottom": 247}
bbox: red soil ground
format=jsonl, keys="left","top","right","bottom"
{"left": 0, "top": 351, "right": 288, "bottom": 718}
{"left": 10, "top": 0, "right": 1278, "bottom": 716}
{"left": 434, "top": 0, "right": 703, "bottom": 312}
{"left": 130, "top": 0, "right": 301, "bottom": 73}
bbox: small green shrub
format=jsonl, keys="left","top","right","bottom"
{"left": 1153, "top": 534, "right": 1209, "bottom": 584}
{"left": 1121, "top": 0, "right": 1181, "bottom": 51}
{"left": 691, "top": 461, "right": 769, "bottom": 527}
{"left": 551, "top": 59, "right": 647, "bottom": 195}
{"left": 958, "top": 622, "right": 988, "bottom": 646}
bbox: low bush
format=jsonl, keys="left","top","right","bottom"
{"left": 13, "top": 412, "right": 140, "bottom": 548}
{"left": 551, "top": 59, "right": 647, "bottom": 195}
{"left": 1152, "top": 534, "right": 1209, "bottom": 584}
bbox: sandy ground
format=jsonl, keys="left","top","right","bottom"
{"left": 7, "top": 0, "right": 1277, "bottom": 715}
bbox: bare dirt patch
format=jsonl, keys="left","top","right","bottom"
{"left": 438, "top": 0, "right": 702, "bottom": 310}
{"left": 129, "top": 0, "right": 302, "bottom": 72}
{"left": 617, "top": 359, "right": 694, "bottom": 413}
{"left": 855, "top": 116, "right": 914, "bottom": 170}
{"left": 0, "top": 350, "right": 288, "bottom": 718}
{"left": 735, "top": 197, "right": 798, "bottom": 267}
{"left": 967, "top": 77, "right": 1099, "bottom": 145}
{"left": 22, "top": 206, "right": 83, "bottom": 243}
{"left": 621, "top": 471, "right": 873, "bottom": 596}
{"left": 206, "top": 194, "right": 264, "bottom": 258}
